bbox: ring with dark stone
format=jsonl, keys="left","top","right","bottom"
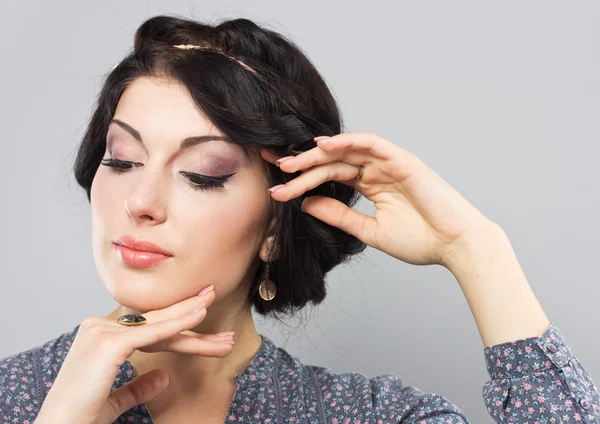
{"left": 116, "top": 313, "right": 147, "bottom": 326}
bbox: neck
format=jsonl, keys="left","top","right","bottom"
{"left": 105, "top": 297, "right": 262, "bottom": 392}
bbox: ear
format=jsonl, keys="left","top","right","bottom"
{"left": 258, "top": 233, "right": 279, "bottom": 262}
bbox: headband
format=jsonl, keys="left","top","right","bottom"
{"left": 171, "top": 44, "right": 258, "bottom": 76}
{"left": 111, "top": 43, "right": 259, "bottom": 77}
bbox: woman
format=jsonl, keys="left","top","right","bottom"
{"left": 0, "top": 14, "right": 598, "bottom": 424}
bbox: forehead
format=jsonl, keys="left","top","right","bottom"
{"left": 112, "top": 76, "right": 225, "bottom": 142}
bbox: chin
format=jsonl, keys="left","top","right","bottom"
{"left": 102, "top": 271, "right": 183, "bottom": 313}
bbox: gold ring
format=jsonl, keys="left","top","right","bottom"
{"left": 116, "top": 313, "right": 147, "bottom": 326}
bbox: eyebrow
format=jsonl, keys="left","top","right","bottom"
{"left": 109, "top": 119, "right": 235, "bottom": 150}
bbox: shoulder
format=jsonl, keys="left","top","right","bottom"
{"left": 272, "top": 344, "right": 469, "bottom": 423}
{"left": 0, "top": 324, "right": 80, "bottom": 421}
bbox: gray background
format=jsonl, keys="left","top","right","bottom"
{"left": 1, "top": 1, "right": 598, "bottom": 422}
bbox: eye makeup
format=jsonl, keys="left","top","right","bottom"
{"left": 180, "top": 171, "right": 236, "bottom": 191}
{"left": 185, "top": 151, "right": 241, "bottom": 177}
{"left": 105, "top": 127, "right": 247, "bottom": 175}
{"left": 100, "top": 157, "right": 236, "bottom": 191}
{"left": 103, "top": 123, "right": 248, "bottom": 191}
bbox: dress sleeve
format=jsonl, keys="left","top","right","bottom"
{"left": 483, "top": 322, "right": 600, "bottom": 423}
{"left": 311, "top": 366, "right": 472, "bottom": 423}
{"left": 369, "top": 375, "right": 471, "bottom": 423}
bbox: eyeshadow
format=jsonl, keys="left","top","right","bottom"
{"left": 105, "top": 125, "right": 249, "bottom": 175}
{"left": 192, "top": 152, "right": 240, "bottom": 176}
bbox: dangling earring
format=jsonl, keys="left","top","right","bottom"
{"left": 258, "top": 262, "right": 276, "bottom": 301}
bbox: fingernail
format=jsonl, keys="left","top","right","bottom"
{"left": 314, "top": 136, "right": 330, "bottom": 142}
{"left": 268, "top": 184, "right": 285, "bottom": 193}
{"left": 301, "top": 198, "right": 307, "bottom": 212}
{"left": 216, "top": 331, "right": 235, "bottom": 336}
{"left": 192, "top": 302, "right": 206, "bottom": 312}
{"left": 276, "top": 156, "right": 294, "bottom": 166}
{"left": 198, "top": 285, "right": 214, "bottom": 296}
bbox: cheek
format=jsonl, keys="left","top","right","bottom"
{"left": 90, "top": 169, "right": 127, "bottom": 264}
{"left": 180, "top": 192, "right": 267, "bottom": 247}
{"left": 174, "top": 184, "right": 270, "bottom": 278}
{"left": 90, "top": 169, "right": 123, "bottom": 229}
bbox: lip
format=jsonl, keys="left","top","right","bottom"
{"left": 112, "top": 235, "right": 173, "bottom": 269}
{"left": 114, "top": 235, "right": 173, "bottom": 255}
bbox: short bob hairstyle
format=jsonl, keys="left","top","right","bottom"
{"left": 74, "top": 15, "right": 366, "bottom": 318}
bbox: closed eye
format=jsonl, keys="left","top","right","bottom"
{"left": 100, "top": 158, "right": 235, "bottom": 191}
{"left": 180, "top": 171, "right": 235, "bottom": 190}
{"left": 100, "top": 158, "right": 142, "bottom": 172}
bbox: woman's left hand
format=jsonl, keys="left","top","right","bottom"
{"left": 261, "top": 132, "right": 496, "bottom": 267}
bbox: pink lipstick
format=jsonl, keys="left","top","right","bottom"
{"left": 113, "top": 235, "right": 173, "bottom": 269}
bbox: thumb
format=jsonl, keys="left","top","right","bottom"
{"left": 301, "top": 195, "right": 376, "bottom": 246}
{"left": 102, "top": 369, "right": 169, "bottom": 423}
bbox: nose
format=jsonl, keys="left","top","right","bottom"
{"left": 124, "top": 171, "right": 167, "bottom": 225}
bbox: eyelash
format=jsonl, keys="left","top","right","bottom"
{"left": 100, "top": 158, "right": 235, "bottom": 191}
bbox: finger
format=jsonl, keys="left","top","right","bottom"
{"left": 104, "top": 369, "right": 169, "bottom": 422}
{"left": 301, "top": 195, "right": 378, "bottom": 248}
{"left": 261, "top": 146, "right": 368, "bottom": 174}
{"left": 268, "top": 162, "right": 361, "bottom": 202}
{"left": 315, "top": 132, "right": 406, "bottom": 161}
{"left": 316, "top": 134, "right": 424, "bottom": 182}
{"left": 280, "top": 149, "right": 370, "bottom": 175}
{"left": 117, "top": 302, "right": 212, "bottom": 358}
{"left": 178, "top": 330, "right": 236, "bottom": 340}
{"left": 138, "top": 285, "right": 217, "bottom": 324}
{"left": 139, "top": 332, "right": 234, "bottom": 357}
{"left": 260, "top": 148, "right": 284, "bottom": 165}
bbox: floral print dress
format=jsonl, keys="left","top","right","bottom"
{"left": 1, "top": 322, "right": 598, "bottom": 423}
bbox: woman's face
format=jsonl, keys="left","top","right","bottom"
{"left": 90, "top": 76, "right": 273, "bottom": 313}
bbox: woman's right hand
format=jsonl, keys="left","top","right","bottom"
{"left": 34, "top": 286, "right": 234, "bottom": 424}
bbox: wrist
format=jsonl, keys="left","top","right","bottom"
{"left": 440, "top": 220, "right": 508, "bottom": 274}
{"left": 439, "top": 221, "right": 550, "bottom": 346}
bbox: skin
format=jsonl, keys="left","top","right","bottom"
{"left": 91, "top": 76, "right": 277, "bottom": 418}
